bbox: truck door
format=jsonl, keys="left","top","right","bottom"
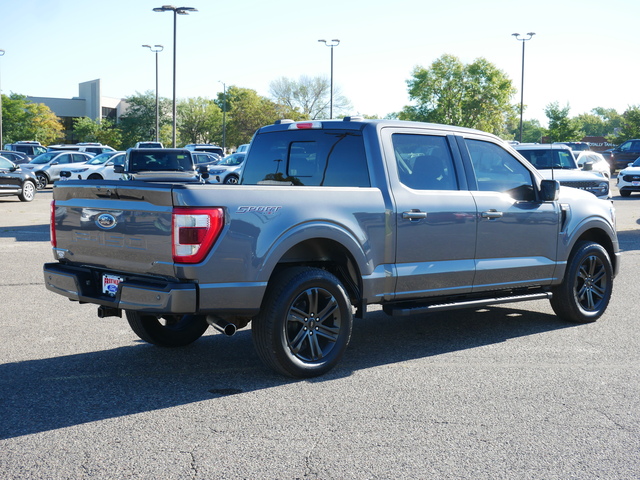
{"left": 459, "top": 137, "right": 560, "bottom": 291}
{"left": 387, "top": 131, "right": 477, "bottom": 299}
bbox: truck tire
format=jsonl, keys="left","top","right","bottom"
{"left": 252, "top": 267, "right": 353, "bottom": 378}
{"left": 125, "top": 311, "right": 209, "bottom": 347}
{"left": 550, "top": 241, "right": 613, "bottom": 323}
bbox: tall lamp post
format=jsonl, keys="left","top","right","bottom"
{"left": 142, "top": 44, "right": 163, "bottom": 143}
{"left": 512, "top": 32, "right": 535, "bottom": 143}
{"left": 318, "top": 39, "right": 340, "bottom": 119}
{"left": 218, "top": 80, "right": 226, "bottom": 153}
{"left": 0, "top": 49, "right": 5, "bottom": 149}
{"left": 153, "top": 5, "right": 197, "bottom": 147}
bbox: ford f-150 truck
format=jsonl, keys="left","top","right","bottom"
{"left": 44, "top": 119, "right": 620, "bottom": 378}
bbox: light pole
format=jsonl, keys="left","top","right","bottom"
{"left": 512, "top": 32, "right": 535, "bottom": 143}
{"left": 153, "top": 5, "right": 197, "bottom": 147}
{"left": 0, "top": 49, "right": 5, "bottom": 149}
{"left": 318, "top": 39, "right": 340, "bottom": 119}
{"left": 142, "top": 44, "right": 163, "bottom": 143}
{"left": 219, "top": 80, "right": 226, "bottom": 153}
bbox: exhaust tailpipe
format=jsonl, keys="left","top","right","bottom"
{"left": 206, "top": 315, "right": 237, "bottom": 336}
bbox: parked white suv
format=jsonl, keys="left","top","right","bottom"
{"left": 47, "top": 143, "right": 115, "bottom": 155}
{"left": 61, "top": 151, "right": 126, "bottom": 181}
{"left": 514, "top": 144, "right": 610, "bottom": 199}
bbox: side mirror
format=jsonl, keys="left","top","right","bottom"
{"left": 114, "top": 165, "right": 124, "bottom": 173}
{"left": 582, "top": 161, "right": 593, "bottom": 171}
{"left": 540, "top": 179, "right": 560, "bottom": 202}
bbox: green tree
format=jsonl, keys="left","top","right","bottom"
{"left": 220, "top": 86, "right": 280, "bottom": 147}
{"left": 73, "top": 117, "right": 123, "bottom": 150}
{"left": 544, "top": 102, "right": 583, "bottom": 142}
{"left": 269, "top": 75, "right": 351, "bottom": 120}
{"left": 614, "top": 105, "right": 640, "bottom": 142}
{"left": 398, "top": 54, "right": 517, "bottom": 135}
{"left": 176, "top": 97, "right": 223, "bottom": 145}
{"left": 117, "top": 91, "right": 171, "bottom": 148}
{"left": 1, "top": 93, "right": 64, "bottom": 144}
{"left": 505, "top": 118, "right": 546, "bottom": 143}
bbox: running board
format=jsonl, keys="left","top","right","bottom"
{"left": 385, "top": 292, "right": 553, "bottom": 317}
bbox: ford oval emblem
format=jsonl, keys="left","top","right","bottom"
{"left": 96, "top": 213, "right": 117, "bottom": 230}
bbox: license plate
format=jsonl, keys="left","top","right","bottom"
{"left": 102, "top": 274, "right": 123, "bottom": 296}
{"left": 633, "top": 181, "right": 640, "bottom": 186}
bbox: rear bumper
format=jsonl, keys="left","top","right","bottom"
{"left": 44, "top": 263, "right": 197, "bottom": 314}
{"left": 43, "top": 262, "right": 266, "bottom": 316}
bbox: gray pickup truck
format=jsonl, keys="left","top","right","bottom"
{"left": 44, "top": 119, "right": 620, "bottom": 377}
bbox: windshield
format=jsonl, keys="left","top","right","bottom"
{"left": 518, "top": 149, "right": 577, "bottom": 169}
{"left": 219, "top": 154, "right": 245, "bottom": 166}
{"left": 86, "top": 153, "right": 115, "bottom": 165}
{"left": 29, "top": 152, "right": 58, "bottom": 164}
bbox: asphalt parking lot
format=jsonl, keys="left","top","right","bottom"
{"left": 1, "top": 184, "right": 639, "bottom": 479}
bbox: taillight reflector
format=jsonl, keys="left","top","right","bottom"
{"left": 172, "top": 207, "right": 224, "bottom": 263}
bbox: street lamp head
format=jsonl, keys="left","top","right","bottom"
{"left": 318, "top": 39, "right": 340, "bottom": 47}
{"left": 513, "top": 32, "right": 536, "bottom": 41}
{"left": 0, "top": 49, "right": 5, "bottom": 56}
{"left": 153, "top": 5, "right": 197, "bottom": 13}
{"left": 143, "top": 44, "right": 164, "bottom": 53}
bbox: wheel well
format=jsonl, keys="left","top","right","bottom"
{"left": 272, "top": 238, "right": 362, "bottom": 306}
{"left": 573, "top": 228, "right": 618, "bottom": 272}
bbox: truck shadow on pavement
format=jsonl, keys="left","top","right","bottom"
{"left": 0, "top": 305, "right": 576, "bottom": 440}
{"left": 0, "top": 224, "right": 50, "bottom": 242}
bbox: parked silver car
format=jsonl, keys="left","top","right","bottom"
{"left": 207, "top": 153, "right": 245, "bottom": 184}
{"left": 21, "top": 151, "right": 93, "bottom": 189}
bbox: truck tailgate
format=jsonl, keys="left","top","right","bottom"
{"left": 52, "top": 181, "right": 177, "bottom": 277}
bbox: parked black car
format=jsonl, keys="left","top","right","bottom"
{"left": 610, "top": 139, "right": 640, "bottom": 170}
{"left": 0, "top": 156, "right": 37, "bottom": 202}
{"left": 0, "top": 150, "right": 30, "bottom": 165}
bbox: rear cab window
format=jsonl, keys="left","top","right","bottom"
{"left": 241, "top": 129, "right": 370, "bottom": 187}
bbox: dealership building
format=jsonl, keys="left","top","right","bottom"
{"left": 27, "top": 79, "right": 127, "bottom": 142}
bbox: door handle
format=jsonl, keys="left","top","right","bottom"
{"left": 402, "top": 210, "right": 428, "bottom": 220}
{"left": 481, "top": 210, "right": 503, "bottom": 219}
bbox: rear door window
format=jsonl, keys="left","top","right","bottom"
{"left": 392, "top": 133, "right": 457, "bottom": 190}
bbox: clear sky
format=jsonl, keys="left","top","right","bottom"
{"left": 1, "top": 0, "right": 638, "bottom": 127}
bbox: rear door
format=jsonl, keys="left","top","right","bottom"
{"left": 458, "top": 137, "right": 560, "bottom": 291}
{"left": 384, "top": 128, "right": 477, "bottom": 299}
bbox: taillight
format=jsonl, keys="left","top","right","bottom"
{"left": 172, "top": 207, "right": 224, "bottom": 263}
{"left": 50, "top": 200, "right": 57, "bottom": 247}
